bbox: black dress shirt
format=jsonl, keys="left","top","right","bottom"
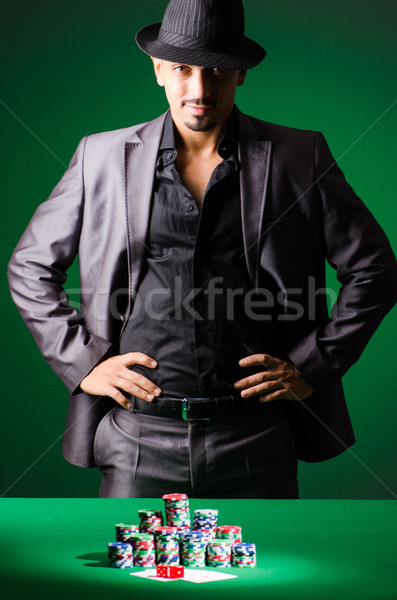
{"left": 120, "top": 108, "right": 282, "bottom": 398}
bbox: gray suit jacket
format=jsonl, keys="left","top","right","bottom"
{"left": 8, "top": 109, "right": 397, "bottom": 466}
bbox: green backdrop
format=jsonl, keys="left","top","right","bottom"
{"left": 1, "top": 0, "right": 396, "bottom": 499}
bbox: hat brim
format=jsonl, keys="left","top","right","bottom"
{"left": 136, "top": 23, "right": 266, "bottom": 69}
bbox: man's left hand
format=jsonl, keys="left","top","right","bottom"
{"left": 234, "top": 354, "right": 314, "bottom": 402}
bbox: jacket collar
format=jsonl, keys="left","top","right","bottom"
{"left": 237, "top": 110, "right": 272, "bottom": 287}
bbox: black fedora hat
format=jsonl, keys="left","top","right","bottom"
{"left": 136, "top": 0, "right": 266, "bottom": 70}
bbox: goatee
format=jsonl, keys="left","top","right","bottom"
{"left": 184, "top": 117, "right": 216, "bottom": 132}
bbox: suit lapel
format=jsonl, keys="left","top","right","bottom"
{"left": 238, "top": 111, "right": 272, "bottom": 288}
{"left": 124, "top": 113, "right": 167, "bottom": 302}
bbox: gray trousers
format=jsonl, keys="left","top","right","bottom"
{"left": 93, "top": 401, "right": 298, "bottom": 499}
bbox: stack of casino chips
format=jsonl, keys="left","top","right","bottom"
{"left": 162, "top": 493, "right": 191, "bottom": 530}
{"left": 153, "top": 526, "right": 180, "bottom": 565}
{"left": 192, "top": 509, "right": 218, "bottom": 539}
{"left": 138, "top": 509, "right": 164, "bottom": 534}
{"left": 180, "top": 530, "right": 207, "bottom": 568}
{"left": 206, "top": 539, "right": 232, "bottom": 567}
{"left": 130, "top": 533, "right": 156, "bottom": 567}
{"left": 216, "top": 525, "right": 242, "bottom": 544}
{"left": 115, "top": 523, "right": 139, "bottom": 543}
{"left": 232, "top": 543, "right": 257, "bottom": 568}
{"left": 108, "top": 494, "right": 258, "bottom": 570}
{"left": 107, "top": 542, "right": 133, "bottom": 568}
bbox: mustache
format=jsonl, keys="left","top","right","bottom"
{"left": 181, "top": 98, "right": 216, "bottom": 106}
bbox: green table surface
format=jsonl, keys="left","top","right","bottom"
{"left": 0, "top": 499, "right": 396, "bottom": 600}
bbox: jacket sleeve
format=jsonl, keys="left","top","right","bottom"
{"left": 7, "top": 137, "right": 112, "bottom": 393}
{"left": 288, "top": 132, "right": 397, "bottom": 391}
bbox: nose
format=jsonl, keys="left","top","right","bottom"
{"left": 189, "top": 68, "right": 212, "bottom": 100}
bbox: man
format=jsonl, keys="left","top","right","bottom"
{"left": 8, "top": 0, "right": 397, "bottom": 498}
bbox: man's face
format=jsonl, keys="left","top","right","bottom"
{"left": 152, "top": 59, "right": 247, "bottom": 133}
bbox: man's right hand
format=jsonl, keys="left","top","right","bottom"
{"left": 80, "top": 352, "right": 161, "bottom": 409}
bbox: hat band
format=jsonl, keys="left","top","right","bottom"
{"left": 158, "top": 28, "right": 243, "bottom": 54}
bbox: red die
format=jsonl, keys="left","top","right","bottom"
{"left": 156, "top": 565, "right": 184, "bottom": 579}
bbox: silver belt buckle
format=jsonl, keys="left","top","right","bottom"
{"left": 182, "top": 398, "right": 211, "bottom": 421}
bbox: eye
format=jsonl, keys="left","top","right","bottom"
{"left": 173, "top": 65, "right": 189, "bottom": 74}
{"left": 212, "top": 67, "right": 225, "bottom": 74}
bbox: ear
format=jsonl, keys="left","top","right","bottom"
{"left": 237, "top": 69, "right": 248, "bottom": 86}
{"left": 151, "top": 57, "right": 164, "bottom": 87}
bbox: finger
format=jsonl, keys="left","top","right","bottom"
{"left": 121, "top": 352, "right": 158, "bottom": 368}
{"left": 239, "top": 354, "right": 278, "bottom": 368}
{"left": 104, "top": 386, "right": 132, "bottom": 409}
{"left": 258, "top": 389, "right": 286, "bottom": 403}
{"left": 119, "top": 369, "right": 161, "bottom": 397}
{"left": 115, "top": 376, "right": 160, "bottom": 402}
{"left": 240, "top": 380, "right": 283, "bottom": 398}
{"left": 234, "top": 371, "right": 274, "bottom": 390}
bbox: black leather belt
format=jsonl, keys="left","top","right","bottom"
{"left": 130, "top": 395, "right": 270, "bottom": 421}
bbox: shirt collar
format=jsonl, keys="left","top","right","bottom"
{"left": 159, "top": 110, "right": 176, "bottom": 153}
{"left": 217, "top": 105, "right": 239, "bottom": 159}
{"left": 157, "top": 111, "right": 177, "bottom": 168}
{"left": 157, "top": 106, "right": 239, "bottom": 167}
